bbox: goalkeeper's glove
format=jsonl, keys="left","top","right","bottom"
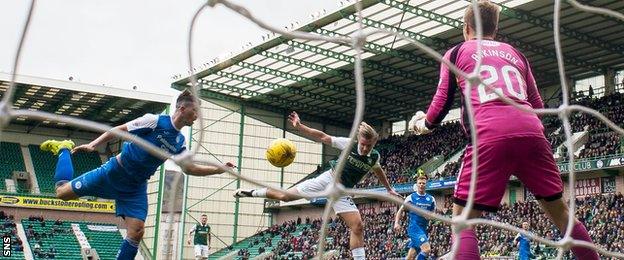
{"left": 408, "top": 111, "right": 431, "bottom": 135}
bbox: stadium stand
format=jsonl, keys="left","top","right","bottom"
{"left": 547, "top": 93, "right": 624, "bottom": 160}
{"left": 0, "top": 142, "right": 27, "bottom": 192}
{"left": 5, "top": 108, "right": 612, "bottom": 259}
{"left": 571, "top": 93, "right": 624, "bottom": 132}
{"left": 0, "top": 73, "right": 171, "bottom": 259}
{"left": 432, "top": 156, "right": 462, "bottom": 180}
{"left": 22, "top": 217, "right": 82, "bottom": 259}
{"left": 578, "top": 131, "right": 620, "bottom": 159}
{"left": 28, "top": 144, "right": 102, "bottom": 194}
{"left": 214, "top": 193, "right": 624, "bottom": 259}
{"left": 0, "top": 74, "right": 621, "bottom": 258}
{"left": 1, "top": 211, "right": 25, "bottom": 259}
{"left": 208, "top": 220, "right": 315, "bottom": 259}
{"left": 22, "top": 217, "right": 124, "bottom": 260}
{"left": 354, "top": 92, "right": 624, "bottom": 190}
{"left": 78, "top": 222, "right": 123, "bottom": 259}
{"left": 0, "top": 72, "right": 169, "bottom": 195}
{"left": 356, "top": 122, "right": 466, "bottom": 188}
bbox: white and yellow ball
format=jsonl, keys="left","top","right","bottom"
{"left": 266, "top": 138, "right": 297, "bottom": 168}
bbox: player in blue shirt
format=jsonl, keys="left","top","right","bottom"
{"left": 514, "top": 222, "right": 533, "bottom": 260}
{"left": 394, "top": 176, "right": 436, "bottom": 260}
{"left": 40, "top": 90, "right": 234, "bottom": 260}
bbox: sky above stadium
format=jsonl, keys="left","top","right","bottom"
{"left": 0, "top": 0, "right": 339, "bottom": 96}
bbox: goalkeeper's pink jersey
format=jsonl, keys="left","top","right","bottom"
{"left": 425, "top": 39, "right": 545, "bottom": 143}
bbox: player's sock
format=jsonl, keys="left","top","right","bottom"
{"left": 117, "top": 237, "right": 139, "bottom": 260}
{"left": 416, "top": 251, "right": 428, "bottom": 260}
{"left": 351, "top": 247, "right": 366, "bottom": 260}
{"left": 54, "top": 148, "right": 74, "bottom": 187}
{"left": 252, "top": 188, "right": 268, "bottom": 197}
{"left": 454, "top": 229, "right": 479, "bottom": 260}
{"left": 569, "top": 221, "right": 599, "bottom": 260}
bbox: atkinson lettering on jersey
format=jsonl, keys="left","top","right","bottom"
{"left": 426, "top": 39, "right": 545, "bottom": 144}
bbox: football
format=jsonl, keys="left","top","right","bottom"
{"left": 266, "top": 138, "right": 297, "bottom": 167}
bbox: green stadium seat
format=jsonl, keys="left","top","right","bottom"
{"left": 22, "top": 219, "right": 82, "bottom": 259}
{"left": 209, "top": 223, "right": 316, "bottom": 259}
{"left": 78, "top": 222, "right": 123, "bottom": 259}
{"left": 22, "top": 219, "right": 123, "bottom": 260}
{"left": 0, "top": 142, "right": 26, "bottom": 192}
{"left": 28, "top": 145, "right": 102, "bottom": 194}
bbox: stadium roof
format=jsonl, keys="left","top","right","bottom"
{"left": 172, "top": 0, "right": 624, "bottom": 126}
{"left": 0, "top": 72, "right": 171, "bottom": 133}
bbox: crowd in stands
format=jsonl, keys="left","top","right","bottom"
{"left": 534, "top": 92, "right": 624, "bottom": 162}
{"left": 0, "top": 211, "right": 24, "bottom": 253}
{"left": 404, "top": 193, "right": 624, "bottom": 258}
{"left": 351, "top": 92, "right": 624, "bottom": 189}
{"left": 555, "top": 93, "right": 624, "bottom": 160}
{"left": 237, "top": 249, "right": 251, "bottom": 258}
{"left": 431, "top": 154, "right": 463, "bottom": 180}
{"left": 578, "top": 193, "right": 624, "bottom": 253}
{"left": 25, "top": 215, "right": 68, "bottom": 258}
{"left": 357, "top": 122, "right": 467, "bottom": 188}
{"left": 471, "top": 193, "right": 624, "bottom": 257}
{"left": 543, "top": 116, "right": 565, "bottom": 152}
{"left": 578, "top": 131, "right": 621, "bottom": 159}
{"left": 271, "top": 218, "right": 318, "bottom": 259}
{"left": 571, "top": 93, "right": 624, "bottom": 132}
{"left": 231, "top": 193, "right": 624, "bottom": 259}
{"left": 354, "top": 91, "right": 624, "bottom": 187}
{"left": 329, "top": 203, "right": 406, "bottom": 259}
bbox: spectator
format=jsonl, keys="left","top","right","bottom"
{"left": 231, "top": 193, "right": 624, "bottom": 259}
{"left": 33, "top": 242, "right": 41, "bottom": 255}
{"left": 589, "top": 85, "right": 594, "bottom": 97}
{"left": 357, "top": 121, "right": 467, "bottom": 188}
{"left": 219, "top": 93, "right": 624, "bottom": 259}
{"left": 578, "top": 132, "right": 619, "bottom": 159}
{"left": 26, "top": 226, "right": 34, "bottom": 238}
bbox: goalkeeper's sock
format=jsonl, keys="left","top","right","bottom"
{"left": 570, "top": 221, "right": 599, "bottom": 260}
{"left": 454, "top": 229, "right": 479, "bottom": 260}
{"left": 252, "top": 188, "right": 268, "bottom": 198}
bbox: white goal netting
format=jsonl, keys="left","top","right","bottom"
{"left": 2, "top": 0, "right": 624, "bottom": 259}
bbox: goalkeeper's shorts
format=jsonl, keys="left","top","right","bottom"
{"left": 453, "top": 136, "right": 563, "bottom": 212}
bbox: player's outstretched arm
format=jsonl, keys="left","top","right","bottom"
{"left": 372, "top": 166, "right": 400, "bottom": 197}
{"left": 288, "top": 111, "right": 332, "bottom": 145}
{"left": 394, "top": 205, "right": 405, "bottom": 233}
{"left": 183, "top": 162, "right": 236, "bottom": 176}
{"left": 187, "top": 228, "right": 195, "bottom": 245}
{"left": 72, "top": 124, "right": 129, "bottom": 153}
{"left": 409, "top": 49, "right": 456, "bottom": 135}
